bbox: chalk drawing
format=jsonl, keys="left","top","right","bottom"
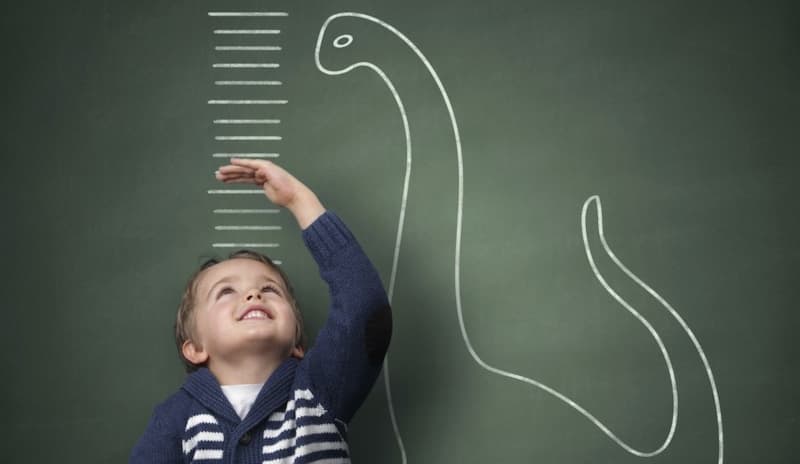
{"left": 212, "top": 153, "right": 280, "bottom": 158}
{"left": 214, "top": 225, "right": 282, "bottom": 231}
{"left": 215, "top": 46, "right": 282, "bottom": 51}
{"left": 215, "top": 81, "right": 283, "bottom": 86}
{"left": 208, "top": 12, "right": 288, "bottom": 18}
{"left": 315, "top": 12, "right": 723, "bottom": 463}
{"left": 212, "top": 242, "right": 279, "bottom": 249}
{"left": 207, "top": 10, "right": 287, "bottom": 257}
{"left": 213, "top": 209, "right": 280, "bottom": 214}
{"left": 207, "top": 99, "right": 288, "bottom": 105}
{"left": 212, "top": 63, "right": 280, "bottom": 68}
{"left": 213, "top": 29, "right": 280, "bottom": 35}
{"left": 213, "top": 119, "right": 281, "bottom": 124}
{"left": 214, "top": 136, "right": 283, "bottom": 141}
{"left": 207, "top": 189, "right": 265, "bottom": 195}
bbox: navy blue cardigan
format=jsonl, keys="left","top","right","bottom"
{"left": 130, "top": 211, "right": 392, "bottom": 463}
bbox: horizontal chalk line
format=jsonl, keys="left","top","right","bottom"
{"left": 212, "top": 153, "right": 280, "bottom": 158}
{"left": 215, "top": 46, "right": 282, "bottom": 51}
{"left": 213, "top": 209, "right": 280, "bottom": 214}
{"left": 208, "top": 189, "right": 264, "bottom": 194}
{"left": 215, "top": 81, "right": 282, "bottom": 86}
{"left": 214, "top": 136, "right": 282, "bottom": 141}
{"left": 208, "top": 100, "right": 288, "bottom": 105}
{"left": 212, "top": 243, "right": 280, "bottom": 248}
{"left": 212, "top": 63, "right": 280, "bottom": 68}
{"left": 214, "top": 30, "right": 280, "bottom": 34}
{"left": 214, "top": 225, "right": 282, "bottom": 231}
{"left": 212, "top": 242, "right": 280, "bottom": 248}
{"left": 213, "top": 119, "right": 280, "bottom": 124}
{"left": 208, "top": 12, "right": 289, "bottom": 17}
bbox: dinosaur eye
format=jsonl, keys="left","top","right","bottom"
{"left": 333, "top": 34, "right": 354, "bottom": 48}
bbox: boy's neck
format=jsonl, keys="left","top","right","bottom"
{"left": 208, "top": 353, "right": 287, "bottom": 386}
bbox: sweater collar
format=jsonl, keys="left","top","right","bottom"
{"left": 182, "top": 358, "right": 299, "bottom": 425}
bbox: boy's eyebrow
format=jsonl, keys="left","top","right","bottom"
{"left": 205, "top": 274, "right": 284, "bottom": 300}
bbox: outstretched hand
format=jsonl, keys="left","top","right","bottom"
{"left": 215, "top": 158, "right": 302, "bottom": 207}
{"left": 215, "top": 158, "right": 325, "bottom": 229}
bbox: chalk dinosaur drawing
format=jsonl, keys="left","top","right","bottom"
{"left": 315, "top": 12, "right": 723, "bottom": 463}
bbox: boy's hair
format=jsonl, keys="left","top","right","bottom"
{"left": 175, "top": 250, "right": 307, "bottom": 373}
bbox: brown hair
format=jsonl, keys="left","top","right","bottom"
{"left": 174, "top": 250, "right": 307, "bottom": 372}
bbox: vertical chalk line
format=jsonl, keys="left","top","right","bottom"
{"left": 316, "top": 12, "right": 723, "bottom": 464}
{"left": 316, "top": 20, "right": 413, "bottom": 464}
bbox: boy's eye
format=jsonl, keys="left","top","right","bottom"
{"left": 217, "top": 287, "right": 234, "bottom": 298}
{"left": 262, "top": 285, "right": 280, "bottom": 295}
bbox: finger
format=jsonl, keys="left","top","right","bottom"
{"left": 218, "top": 165, "right": 254, "bottom": 174}
{"left": 219, "top": 174, "right": 257, "bottom": 184}
{"left": 221, "top": 177, "right": 262, "bottom": 184}
{"left": 230, "top": 157, "right": 274, "bottom": 169}
{"left": 216, "top": 170, "right": 255, "bottom": 181}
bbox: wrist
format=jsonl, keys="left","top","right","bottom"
{"left": 287, "top": 187, "right": 325, "bottom": 229}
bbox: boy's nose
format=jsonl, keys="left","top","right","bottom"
{"left": 245, "top": 289, "right": 261, "bottom": 300}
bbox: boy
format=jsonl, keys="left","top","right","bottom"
{"left": 131, "top": 159, "right": 392, "bottom": 463}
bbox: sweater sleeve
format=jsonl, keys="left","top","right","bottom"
{"left": 129, "top": 403, "right": 184, "bottom": 464}
{"left": 302, "top": 211, "right": 392, "bottom": 423}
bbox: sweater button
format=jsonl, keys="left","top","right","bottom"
{"left": 239, "top": 432, "right": 252, "bottom": 445}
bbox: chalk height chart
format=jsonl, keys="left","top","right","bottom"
{"left": 205, "top": 9, "right": 288, "bottom": 264}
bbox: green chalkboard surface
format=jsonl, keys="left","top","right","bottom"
{"left": 2, "top": 0, "right": 798, "bottom": 462}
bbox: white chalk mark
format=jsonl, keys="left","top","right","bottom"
{"left": 333, "top": 34, "right": 354, "bottom": 48}
{"left": 582, "top": 196, "right": 724, "bottom": 461}
{"left": 214, "top": 30, "right": 280, "bottom": 35}
{"left": 207, "top": 189, "right": 264, "bottom": 194}
{"left": 212, "top": 63, "right": 280, "bottom": 68}
{"left": 214, "top": 136, "right": 283, "bottom": 141}
{"left": 208, "top": 100, "right": 288, "bottom": 105}
{"left": 215, "top": 46, "right": 282, "bottom": 51}
{"left": 213, "top": 119, "right": 280, "bottom": 124}
{"left": 317, "top": 16, "right": 412, "bottom": 464}
{"left": 213, "top": 209, "right": 280, "bottom": 214}
{"left": 215, "top": 81, "right": 283, "bottom": 86}
{"left": 212, "top": 243, "right": 279, "bottom": 248}
{"left": 208, "top": 12, "right": 288, "bottom": 17}
{"left": 214, "top": 225, "right": 282, "bottom": 231}
{"left": 316, "top": 12, "right": 723, "bottom": 464}
{"left": 212, "top": 153, "right": 279, "bottom": 158}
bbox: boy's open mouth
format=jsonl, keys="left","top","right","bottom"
{"left": 238, "top": 305, "right": 275, "bottom": 321}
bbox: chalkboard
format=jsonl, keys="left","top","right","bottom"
{"left": 2, "top": 0, "right": 798, "bottom": 462}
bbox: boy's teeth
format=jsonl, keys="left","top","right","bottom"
{"left": 243, "top": 310, "right": 267, "bottom": 320}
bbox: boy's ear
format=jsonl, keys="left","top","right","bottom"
{"left": 182, "top": 340, "right": 209, "bottom": 365}
{"left": 291, "top": 345, "right": 305, "bottom": 360}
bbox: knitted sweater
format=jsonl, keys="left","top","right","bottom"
{"left": 130, "top": 211, "right": 392, "bottom": 463}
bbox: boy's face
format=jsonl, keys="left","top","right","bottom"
{"left": 187, "top": 258, "right": 302, "bottom": 368}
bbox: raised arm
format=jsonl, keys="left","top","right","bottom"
{"left": 216, "top": 159, "right": 392, "bottom": 421}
